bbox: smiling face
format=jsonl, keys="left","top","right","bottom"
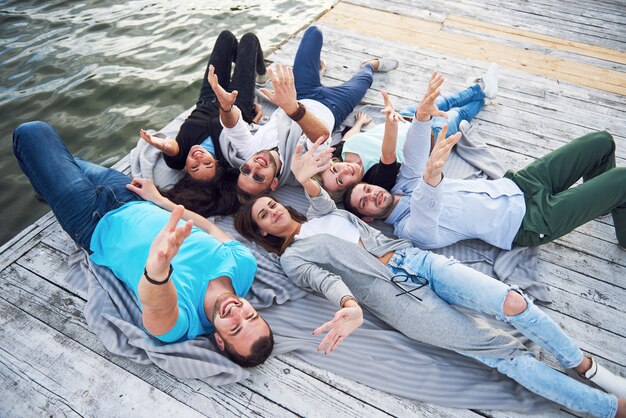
{"left": 250, "top": 196, "right": 294, "bottom": 237}
{"left": 237, "top": 150, "right": 279, "bottom": 197}
{"left": 348, "top": 183, "right": 395, "bottom": 218}
{"left": 320, "top": 161, "right": 363, "bottom": 193}
{"left": 185, "top": 145, "right": 217, "bottom": 181}
{"left": 211, "top": 293, "right": 270, "bottom": 357}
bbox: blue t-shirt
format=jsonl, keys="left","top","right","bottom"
{"left": 89, "top": 201, "right": 257, "bottom": 342}
{"left": 200, "top": 136, "right": 215, "bottom": 156}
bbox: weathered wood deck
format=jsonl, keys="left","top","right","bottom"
{"left": 1, "top": 0, "right": 625, "bottom": 416}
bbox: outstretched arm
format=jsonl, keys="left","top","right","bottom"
{"left": 126, "top": 178, "right": 233, "bottom": 242}
{"left": 423, "top": 124, "right": 462, "bottom": 187}
{"left": 139, "top": 129, "right": 180, "bottom": 157}
{"left": 291, "top": 136, "right": 334, "bottom": 198}
{"left": 400, "top": 72, "right": 449, "bottom": 180}
{"left": 281, "top": 255, "right": 363, "bottom": 355}
{"left": 342, "top": 112, "right": 372, "bottom": 142}
{"left": 138, "top": 205, "right": 191, "bottom": 336}
{"left": 379, "top": 90, "right": 405, "bottom": 165}
{"left": 207, "top": 64, "right": 241, "bottom": 129}
{"left": 260, "top": 64, "right": 330, "bottom": 142}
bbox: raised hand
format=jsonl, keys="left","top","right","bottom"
{"left": 259, "top": 64, "right": 298, "bottom": 114}
{"left": 354, "top": 111, "right": 373, "bottom": 126}
{"left": 145, "top": 205, "right": 193, "bottom": 280}
{"left": 423, "top": 124, "right": 462, "bottom": 187}
{"left": 126, "top": 178, "right": 165, "bottom": 205}
{"left": 207, "top": 64, "right": 238, "bottom": 112}
{"left": 415, "top": 72, "right": 448, "bottom": 121}
{"left": 291, "top": 135, "right": 333, "bottom": 185}
{"left": 139, "top": 129, "right": 179, "bottom": 156}
{"left": 380, "top": 90, "right": 405, "bottom": 124}
{"left": 313, "top": 305, "right": 364, "bottom": 355}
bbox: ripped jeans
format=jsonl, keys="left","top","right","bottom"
{"left": 387, "top": 247, "right": 618, "bottom": 418}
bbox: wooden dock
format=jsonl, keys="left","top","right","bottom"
{"left": 1, "top": 0, "right": 625, "bottom": 416}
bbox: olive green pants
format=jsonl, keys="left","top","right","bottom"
{"left": 506, "top": 131, "right": 626, "bottom": 247}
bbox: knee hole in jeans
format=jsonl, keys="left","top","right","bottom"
{"left": 503, "top": 290, "right": 528, "bottom": 316}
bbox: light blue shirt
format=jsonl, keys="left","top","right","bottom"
{"left": 386, "top": 120, "right": 526, "bottom": 250}
{"left": 200, "top": 135, "right": 215, "bottom": 156}
{"left": 342, "top": 122, "right": 411, "bottom": 172}
{"left": 90, "top": 201, "right": 257, "bottom": 342}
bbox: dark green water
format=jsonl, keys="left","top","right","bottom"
{"left": 0, "top": 0, "right": 333, "bottom": 245}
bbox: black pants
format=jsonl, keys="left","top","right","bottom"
{"left": 166, "top": 31, "right": 265, "bottom": 169}
{"left": 198, "top": 30, "right": 265, "bottom": 123}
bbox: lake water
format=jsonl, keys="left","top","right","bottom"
{"left": 0, "top": 0, "right": 333, "bottom": 245}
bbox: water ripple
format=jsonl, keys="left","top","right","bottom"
{"left": 0, "top": 0, "right": 334, "bottom": 244}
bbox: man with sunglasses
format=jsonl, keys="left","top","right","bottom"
{"left": 209, "top": 26, "right": 398, "bottom": 200}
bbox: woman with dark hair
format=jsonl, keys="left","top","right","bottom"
{"left": 160, "top": 166, "right": 241, "bottom": 218}
{"left": 234, "top": 141, "right": 626, "bottom": 417}
{"left": 139, "top": 30, "right": 266, "bottom": 183}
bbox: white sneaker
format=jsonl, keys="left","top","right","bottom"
{"left": 572, "top": 357, "right": 626, "bottom": 398}
{"left": 481, "top": 63, "right": 499, "bottom": 99}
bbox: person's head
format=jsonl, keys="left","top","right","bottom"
{"left": 237, "top": 150, "right": 280, "bottom": 200}
{"left": 162, "top": 167, "right": 241, "bottom": 217}
{"left": 185, "top": 145, "right": 218, "bottom": 181}
{"left": 314, "top": 159, "right": 364, "bottom": 198}
{"left": 211, "top": 293, "right": 274, "bottom": 368}
{"left": 235, "top": 195, "right": 307, "bottom": 254}
{"left": 344, "top": 182, "right": 395, "bottom": 221}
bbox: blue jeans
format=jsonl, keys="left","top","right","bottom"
{"left": 13, "top": 121, "right": 140, "bottom": 251}
{"left": 431, "top": 84, "right": 485, "bottom": 140}
{"left": 294, "top": 26, "right": 373, "bottom": 130}
{"left": 387, "top": 247, "right": 618, "bottom": 418}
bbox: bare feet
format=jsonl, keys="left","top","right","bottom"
{"left": 252, "top": 103, "right": 264, "bottom": 124}
{"left": 139, "top": 129, "right": 179, "bottom": 157}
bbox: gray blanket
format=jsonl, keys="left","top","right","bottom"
{"left": 67, "top": 102, "right": 558, "bottom": 412}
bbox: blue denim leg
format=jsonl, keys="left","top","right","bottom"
{"left": 471, "top": 353, "right": 618, "bottom": 418}
{"left": 435, "top": 84, "right": 484, "bottom": 111}
{"left": 387, "top": 248, "right": 584, "bottom": 368}
{"left": 432, "top": 84, "right": 485, "bottom": 142}
{"left": 294, "top": 26, "right": 324, "bottom": 98}
{"left": 293, "top": 26, "right": 372, "bottom": 129}
{"left": 13, "top": 121, "right": 139, "bottom": 250}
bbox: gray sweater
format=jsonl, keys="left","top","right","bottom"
{"left": 280, "top": 189, "right": 527, "bottom": 359}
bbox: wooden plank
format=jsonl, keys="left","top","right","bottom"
{"left": 444, "top": 14, "right": 626, "bottom": 65}
{"left": 0, "top": 296, "right": 206, "bottom": 418}
{"left": 320, "top": 3, "right": 626, "bottom": 94}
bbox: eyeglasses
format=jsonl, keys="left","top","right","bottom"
{"left": 390, "top": 269, "right": 429, "bottom": 302}
{"left": 239, "top": 163, "right": 267, "bottom": 184}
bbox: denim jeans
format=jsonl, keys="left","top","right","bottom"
{"left": 13, "top": 121, "right": 139, "bottom": 251}
{"left": 386, "top": 247, "right": 618, "bottom": 418}
{"left": 294, "top": 26, "right": 373, "bottom": 130}
{"left": 432, "top": 83, "right": 485, "bottom": 140}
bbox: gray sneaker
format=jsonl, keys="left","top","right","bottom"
{"left": 362, "top": 58, "right": 399, "bottom": 72}
{"left": 255, "top": 72, "right": 269, "bottom": 87}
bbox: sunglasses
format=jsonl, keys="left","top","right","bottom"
{"left": 239, "top": 163, "right": 267, "bottom": 184}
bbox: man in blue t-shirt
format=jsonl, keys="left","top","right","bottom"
{"left": 13, "top": 121, "right": 273, "bottom": 368}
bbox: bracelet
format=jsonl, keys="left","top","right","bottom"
{"left": 340, "top": 295, "right": 358, "bottom": 308}
{"left": 220, "top": 103, "right": 233, "bottom": 113}
{"left": 288, "top": 102, "right": 306, "bottom": 122}
{"left": 144, "top": 264, "right": 173, "bottom": 285}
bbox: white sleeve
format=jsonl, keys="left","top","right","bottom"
{"left": 398, "top": 119, "right": 432, "bottom": 181}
